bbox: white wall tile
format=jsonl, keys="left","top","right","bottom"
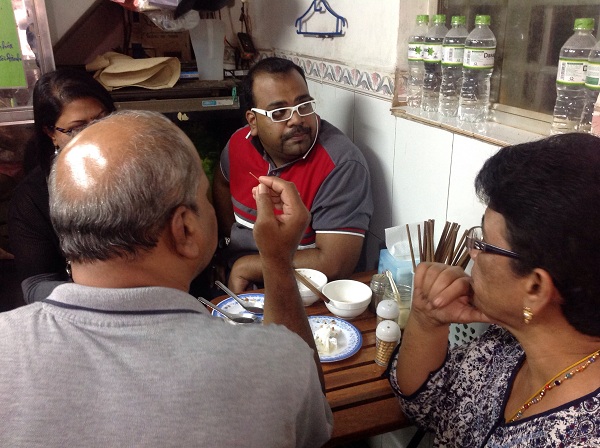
{"left": 392, "top": 119, "right": 453, "bottom": 229}
{"left": 308, "top": 80, "right": 355, "bottom": 138}
{"left": 446, "top": 135, "right": 500, "bottom": 229}
{"left": 354, "top": 94, "right": 396, "bottom": 237}
{"left": 353, "top": 94, "right": 397, "bottom": 268}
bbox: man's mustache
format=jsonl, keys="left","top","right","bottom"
{"left": 282, "top": 126, "right": 310, "bottom": 141}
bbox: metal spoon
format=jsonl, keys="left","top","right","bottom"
{"left": 214, "top": 280, "right": 265, "bottom": 314}
{"left": 195, "top": 296, "right": 260, "bottom": 324}
{"left": 385, "top": 270, "right": 401, "bottom": 302}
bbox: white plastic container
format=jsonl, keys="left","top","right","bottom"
{"left": 189, "top": 19, "right": 225, "bottom": 80}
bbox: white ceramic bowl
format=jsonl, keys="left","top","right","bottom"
{"left": 295, "top": 268, "right": 328, "bottom": 306}
{"left": 322, "top": 279, "right": 372, "bottom": 319}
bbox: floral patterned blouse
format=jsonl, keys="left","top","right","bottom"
{"left": 388, "top": 325, "right": 600, "bottom": 447}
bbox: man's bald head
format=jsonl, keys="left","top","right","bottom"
{"left": 49, "top": 110, "right": 204, "bottom": 263}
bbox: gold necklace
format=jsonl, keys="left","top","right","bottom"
{"left": 507, "top": 349, "right": 600, "bottom": 423}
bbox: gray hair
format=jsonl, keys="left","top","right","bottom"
{"left": 49, "top": 110, "right": 202, "bottom": 263}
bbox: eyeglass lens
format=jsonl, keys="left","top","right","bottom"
{"left": 271, "top": 101, "right": 316, "bottom": 122}
{"left": 466, "top": 226, "right": 519, "bottom": 259}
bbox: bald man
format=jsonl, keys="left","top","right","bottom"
{"left": 0, "top": 110, "right": 332, "bottom": 447}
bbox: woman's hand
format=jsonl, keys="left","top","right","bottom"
{"left": 411, "top": 262, "right": 492, "bottom": 327}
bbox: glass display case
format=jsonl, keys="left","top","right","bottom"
{"left": 0, "top": 0, "right": 54, "bottom": 125}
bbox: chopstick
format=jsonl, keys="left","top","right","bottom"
{"left": 405, "top": 220, "right": 471, "bottom": 267}
{"left": 294, "top": 271, "right": 330, "bottom": 304}
{"left": 405, "top": 223, "right": 417, "bottom": 272}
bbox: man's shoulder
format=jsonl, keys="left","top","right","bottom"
{"left": 228, "top": 125, "right": 252, "bottom": 147}
{"left": 0, "top": 303, "right": 43, "bottom": 333}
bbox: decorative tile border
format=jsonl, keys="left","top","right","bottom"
{"left": 276, "top": 51, "right": 395, "bottom": 101}
{"left": 223, "top": 49, "right": 395, "bottom": 101}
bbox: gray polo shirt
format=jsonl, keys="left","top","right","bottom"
{"left": 0, "top": 283, "right": 332, "bottom": 447}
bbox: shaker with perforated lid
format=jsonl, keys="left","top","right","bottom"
{"left": 375, "top": 320, "right": 401, "bottom": 366}
{"left": 376, "top": 299, "right": 399, "bottom": 325}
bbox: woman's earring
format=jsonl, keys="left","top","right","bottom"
{"left": 54, "top": 145, "right": 60, "bottom": 155}
{"left": 523, "top": 306, "right": 533, "bottom": 324}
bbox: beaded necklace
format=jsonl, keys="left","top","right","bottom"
{"left": 507, "top": 349, "right": 600, "bottom": 423}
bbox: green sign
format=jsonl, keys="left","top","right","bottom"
{"left": 0, "top": 0, "right": 27, "bottom": 88}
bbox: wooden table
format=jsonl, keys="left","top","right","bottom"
{"left": 213, "top": 271, "right": 412, "bottom": 447}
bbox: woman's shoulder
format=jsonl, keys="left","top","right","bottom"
{"left": 10, "top": 167, "right": 48, "bottom": 206}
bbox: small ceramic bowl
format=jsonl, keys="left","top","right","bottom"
{"left": 322, "top": 279, "right": 372, "bottom": 319}
{"left": 295, "top": 268, "right": 328, "bottom": 306}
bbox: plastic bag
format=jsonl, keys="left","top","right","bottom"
{"left": 144, "top": 9, "right": 199, "bottom": 31}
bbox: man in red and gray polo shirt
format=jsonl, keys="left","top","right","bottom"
{"left": 213, "top": 57, "right": 373, "bottom": 293}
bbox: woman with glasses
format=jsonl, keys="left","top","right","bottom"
{"left": 388, "top": 133, "right": 600, "bottom": 447}
{"left": 8, "top": 68, "right": 115, "bottom": 303}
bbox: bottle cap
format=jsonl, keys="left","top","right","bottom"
{"left": 416, "top": 14, "right": 429, "bottom": 24}
{"left": 574, "top": 18, "right": 595, "bottom": 31}
{"left": 451, "top": 16, "right": 466, "bottom": 26}
{"left": 376, "top": 320, "right": 401, "bottom": 342}
{"left": 433, "top": 14, "right": 446, "bottom": 24}
{"left": 376, "top": 299, "right": 399, "bottom": 319}
{"left": 475, "top": 15, "right": 491, "bottom": 26}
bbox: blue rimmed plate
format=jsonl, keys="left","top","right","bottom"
{"left": 309, "top": 315, "right": 362, "bottom": 363}
{"left": 211, "top": 293, "right": 264, "bottom": 323}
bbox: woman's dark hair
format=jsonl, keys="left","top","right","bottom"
{"left": 242, "top": 57, "right": 307, "bottom": 110}
{"left": 31, "top": 68, "right": 115, "bottom": 176}
{"left": 475, "top": 133, "right": 600, "bottom": 336}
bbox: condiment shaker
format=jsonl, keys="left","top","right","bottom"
{"left": 376, "top": 299, "right": 399, "bottom": 325}
{"left": 375, "top": 320, "right": 401, "bottom": 366}
{"left": 369, "top": 273, "right": 388, "bottom": 313}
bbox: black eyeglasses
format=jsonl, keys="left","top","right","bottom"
{"left": 51, "top": 123, "right": 89, "bottom": 137}
{"left": 50, "top": 111, "right": 108, "bottom": 137}
{"left": 466, "top": 226, "right": 520, "bottom": 259}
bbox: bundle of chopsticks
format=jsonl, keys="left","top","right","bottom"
{"left": 405, "top": 219, "right": 471, "bottom": 271}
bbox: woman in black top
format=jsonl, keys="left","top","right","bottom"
{"left": 8, "top": 68, "right": 115, "bottom": 302}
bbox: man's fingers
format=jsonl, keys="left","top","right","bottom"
{"left": 254, "top": 182, "right": 276, "bottom": 222}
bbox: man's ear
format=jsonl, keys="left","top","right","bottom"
{"left": 245, "top": 110, "right": 258, "bottom": 137}
{"left": 169, "top": 205, "right": 201, "bottom": 260}
{"left": 523, "top": 268, "right": 559, "bottom": 314}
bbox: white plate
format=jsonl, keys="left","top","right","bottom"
{"left": 211, "top": 293, "right": 264, "bottom": 323}
{"left": 309, "top": 315, "right": 362, "bottom": 363}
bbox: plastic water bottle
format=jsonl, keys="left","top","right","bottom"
{"left": 407, "top": 15, "right": 429, "bottom": 108}
{"left": 551, "top": 18, "right": 596, "bottom": 135}
{"left": 458, "top": 15, "right": 496, "bottom": 122}
{"left": 421, "top": 14, "right": 448, "bottom": 112}
{"left": 439, "top": 16, "right": 468, "bottom": 117}
{"left": 580, "top": 38, "right": 600, "bottom": 133}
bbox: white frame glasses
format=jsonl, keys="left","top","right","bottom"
{"left": 251, "top": 100, "right": 317, "bottom": 123}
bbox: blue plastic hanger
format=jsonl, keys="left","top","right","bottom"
{"left": 295, "top": 0, "right": 347, "bottom": 38}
